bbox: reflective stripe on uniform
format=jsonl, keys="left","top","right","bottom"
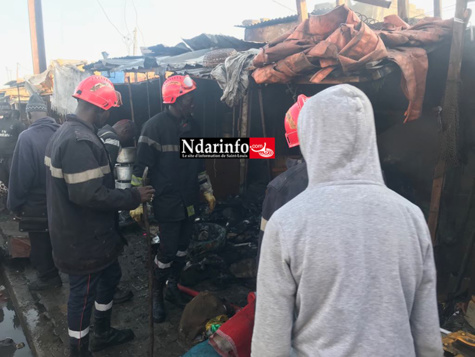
{"left": 176, "top": 250, "right": 187, "bottom": 257}
{"left": 103, "top": 138, "right": 120, "bottom": 147}
{"left": 99, "top": 130, "right": 114, "bottom": 138}
{"left": 154, "top": 256, "right": 172, "bottom": 269}
{"left": 260, "top": 217, "right": 268, "bottom": 232}
{"left": 95, "top": 301, "right": 113, "bottom": 312}
{"left": 63, "top": 165, "right": 111, "bottom": 184}
{"left": 138, "top": 136, "right": 161, "bottom": 151}
{"left": 68, "top": 326, "right": 90, "bottom": 339}
{"left": 45, "top": 156, "right": 64, "bottom": 179}
{"left": 161, "top": 145, "right": 179, "bottom": 152}
{"left": 46, "top": 156, "right": 110, "bottom": 184}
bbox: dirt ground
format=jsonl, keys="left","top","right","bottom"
{"left": 0, "top": 218, "right": 254, "bottom": 357}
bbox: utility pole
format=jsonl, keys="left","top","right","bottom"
{"left": 397, "top": 0, "right": 409, "bottom": 21}
{"left": 434, "top": 0, "right": 442, "bottom": 17}
{"left": 133, "top": 27, "right": 138, "bottom": 56}
{"left": 27, "top": 0, "right": 47, "bottom": 74}
{"left": 296, "top": 0, "right": 308, "bottom": 23}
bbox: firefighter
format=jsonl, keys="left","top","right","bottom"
{"left": 0, "top": 102, "right": 24, "bottom": 211}
{"left": 131, "top": 75, "right": 216, "bottom": 323}
{"left": 45, "top": 75, "right": 155, "bottom": 356}
{"left": 257, "top": 95, "right": 309, "bottom": 266}
{"left": 98, "top": 119, "right": 136, "bottom": 166}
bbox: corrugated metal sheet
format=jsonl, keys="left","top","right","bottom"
{"left": 236, "top": 8, "right": 334, "bottom": 29}
{"left": 182, "top": 34, "right": 264, "bottom": 51}
{"left": 84, "top": 56, "right": 157, "bottom": 72}
{"left": 236, "top": 14, "right": 299, "bottom": 29}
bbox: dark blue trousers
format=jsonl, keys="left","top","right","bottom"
{"left": 67, "top": 260, "right": 121, "bottom": 341}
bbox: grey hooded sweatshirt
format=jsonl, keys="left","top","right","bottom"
{"left": 251, "top": 85, "right": 442, "bottom": 357}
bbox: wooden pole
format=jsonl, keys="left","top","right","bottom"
{"left": 145, "top": 73, "right": 151, "bottom": 119}
{"left": 27, "top": 0, "right": 47, "bottom": 74}
{"left": 239, "top": 93, "right": 250, "bottom": 195}
{"left": 336, "top": 0, "right": 346, "bottom": 6}
{"left": 397, "top": 0, "right": 409, "bottom": 21}
{"left": 296, "top": 0, "right": 308, "bottom": 23}
{"left": 258, "top": 87, "right": 272, "bottom": 182}
{"left": 434, "top": 0, "right": 442, "bottom": 17}
{"left": 141, "top": 167, "right": 154, "bottom": 357}
{"left": 127, "top": 77, "right": 136, "bottom": 123}
{"left": 427, "top": 0, "right": 468, "bottom": 245}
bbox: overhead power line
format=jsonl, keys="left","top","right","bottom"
{"left": 96, "top": 0, "right": 127, "bottom": 39}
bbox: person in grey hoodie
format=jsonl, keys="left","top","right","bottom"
{"left": 251, "top": 85, "right": 442, "bottom": 357}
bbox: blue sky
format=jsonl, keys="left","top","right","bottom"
{"left": 0, "top": 0, "right": 460, "bottom": 87}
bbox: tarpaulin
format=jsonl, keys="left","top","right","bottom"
{"left": 250, "top": 5, "right": 454, "bottom": 122}
{"left": 211, "top": 49, "right": 259, "bottom": 107}
{"left": 378, "top": 16, "right": 452, "bottom": 122}
{"left": 252, "top": 6, "right": 387, "bottom": 86}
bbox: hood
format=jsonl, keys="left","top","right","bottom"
{"left": 297, "top": 84, "right": 384, "bottom": 186}
{"left": 30, "top": 116, "right": 60, "bottom": 131}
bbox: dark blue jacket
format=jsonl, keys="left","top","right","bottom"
{"left": 257, "top": 159, "right": 308, "bottom": 266}
{"left": 7, "top": 117, "right": 59, "bottom": 217}
{"left": 46, "top": 115, "right": 141, "bottom": 274}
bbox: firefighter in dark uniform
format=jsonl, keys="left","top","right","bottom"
{"left": 0, "top": 102, "right": 24, "bottom": 211}
{"left": 45, "top": 75, "right": 155, "bottom": 357}
{"left": 98, "top": 119, "right": 136, "bottom": 166}
{"left": 131, "top": 75, "right": 216, "bottom": 323}
{"left": 257, "top": 95, "right": 309, "bottom": 266}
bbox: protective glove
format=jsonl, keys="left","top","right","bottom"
{"left": 130, "top": 205, "right": 144, "bottom": 223}
{"left": 203, "top": 192, "right": 216, "bottom": 213}
{"left": 131, "top": 175, "right": 143, "bottom": 187}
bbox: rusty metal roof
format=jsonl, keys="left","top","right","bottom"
{"left": 236, "top": 8, "right": 334, "bottom": 29}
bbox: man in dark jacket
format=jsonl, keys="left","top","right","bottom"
{"left": 132, "top": 75, "right": 216, "bottom": 323}
{"left": 7, "top": 94, "right": 61, "bottom": 291}
{"left": 98, "top": 119, "right": 136, "bottom": 166}
{"left": 0, "top": 102, "right": 24, "bottom": 211}
{"left": 257, "top": 95, "right": 309, "bottom": 266}
{"left": 45, "top": 75, "right": 154, "bottom": 357}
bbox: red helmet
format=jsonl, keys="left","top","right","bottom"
{"left": 72, "top": 75, "right": 121, "bottom": 110}
{"left": 162, "top": 75, "right": 196, "bottom": 104}
{"left": 285, "top": 94, "right": 308, "bottom": 148}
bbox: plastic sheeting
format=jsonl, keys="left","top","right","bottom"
{"left": 211, "top": 49, "right": 259, "bottom": 108}
{"left": 51, "top": 63, "right": 92, "bottom": 116}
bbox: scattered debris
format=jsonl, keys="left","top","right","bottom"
{"left": 179, "top": 292, "right": 228, "bottom": 344}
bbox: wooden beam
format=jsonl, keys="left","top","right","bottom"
{"left": 27, "top": 0, "right": 47, "bottom": 74}
{"left": 296, "top": 0, "right": 308, "bottom": 23}
{"left": 397, "top": 0, "right": 409, "bottom": 21}
{"left": 336, "top": 0, "right": 346, "bottom": 5}
{"left": 434, "top": 0, "right": 442, "bottom": 17}
{"left": 239, "top": 92, "right": 250, "bottom": 194}
{"left": 427, "top": 0, "right": 468, "bottom": 245}
{"left": 353, "top": 0, "right": 391, "bottom": 8}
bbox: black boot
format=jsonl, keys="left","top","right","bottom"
{"left": 69, "top": 335, "right": 93, "bottom": 357}
{"left": 89, "top": 310, "right": 134, "bottom": 352}
{"left": 28, "top": 275, "right": 62, "bottom": 291}
{"left": 165, "top": 278, "right": 186, "bottom": 308}
{"left": 153, "top": 280, "right": 166, "bottom": 323}
{"left": 165, "top": 260, "right": 187, "bottom": 308}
